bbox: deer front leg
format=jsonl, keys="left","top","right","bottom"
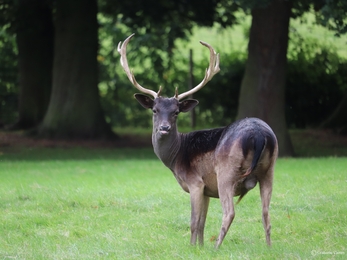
{"left": 215, "top": 174, "right": 236, "bottom": 248}
{"left": 189, "top": 185, "right": 210, "bottom": 246}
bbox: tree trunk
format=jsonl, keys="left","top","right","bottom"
{"left": 38, "top": 0, "right": 113, "bottom": 138}
{"left": 236, "top": 0, "right": 294, "bottom": 157}
{"left": 12, "top": 0, "right": 53, "bottom": 129}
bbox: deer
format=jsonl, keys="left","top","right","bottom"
{"left": 118, "top": 34, "right": 278, "bottom": 248}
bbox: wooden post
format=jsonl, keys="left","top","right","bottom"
{"left": 189, "top": 49, "right": 196, "bottom": 128}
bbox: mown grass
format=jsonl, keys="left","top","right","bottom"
{"left": 2, "top": 9, "right": 347, "bottom": 259}
{"left": 0, "top": 141, "right": 346, "bottom": 259}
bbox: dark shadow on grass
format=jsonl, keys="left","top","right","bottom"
{"left": 290, "top": 129, "right": 347, "bottom": 157}
{"left": 0, "top": 131, "right": 157, "bottom": 161}
{"left": 1, "top": 129, "right": 347, "bottom": 161}
{"left": 0, "top": 146, "right": 157, "bottom": 161}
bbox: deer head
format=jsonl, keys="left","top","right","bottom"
{"left": 134, "top": 95, "right": 198, "bottom": 138}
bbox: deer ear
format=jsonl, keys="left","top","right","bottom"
{"left": 134, "top": 94, "right": 154, "bottom": 109}
{"left": 179, "top": 99, "right": 199, "bottom": 113}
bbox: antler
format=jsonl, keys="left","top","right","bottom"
{"left": 118, "top": 34, "right": 219, "bottom": 100}
{"left": 117, "top": 34, "right": 159, "bottom": 99}
{"left": 176, "top": 41, "right": 220, "bottom": 100}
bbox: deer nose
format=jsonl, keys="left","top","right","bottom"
{"left": 159, "top": 125, "right": 171, "bottom": 133}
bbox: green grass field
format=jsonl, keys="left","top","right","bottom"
{"left": 0, "top": 133, "right": 346, "bottom": 259}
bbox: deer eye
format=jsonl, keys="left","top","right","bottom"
{"left": 174, "top": 111, "right": 179, "bottom": 116}
{"left": 152, "top": 109, "right": 157, "bottom": 114}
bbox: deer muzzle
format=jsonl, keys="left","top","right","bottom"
{"left": 159, "top": 125, "right": 171, "bottom": 135}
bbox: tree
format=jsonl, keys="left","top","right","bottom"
{"left": 38, "top": 0, "right": 113, "bottom": 138}
{"left": 236, "top": 0, "right": 294, "bottom": 156}
{"left": 12, "top": 0, "right": 54, "bottom": 129}
{"left": 3, "top": 0, "right": 344, "bottom": 143}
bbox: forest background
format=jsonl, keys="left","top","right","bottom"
{"left": 0, "top": 0, "right": 347, "bottom": 157}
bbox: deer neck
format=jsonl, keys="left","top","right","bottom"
{"left": 152, "top": 126, "right": 181, "bottom": 170}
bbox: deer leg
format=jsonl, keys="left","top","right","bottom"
{"left": 259, "top": 169, "right": 274, "bottom": 246}
{"left": 215, "top": 173, "right": 236, "bottom": 248}
{"left": 189, "top": 185, "right": 210, "bottom": 246}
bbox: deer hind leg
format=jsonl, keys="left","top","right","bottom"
{"left": 259, "top": 167, "right": 274, "bottom": 246}
{"left": 215, "top": 169, "right": 236, "bottom": 248}
{"left": 189, "top": 185, "right": 210, "bottom": 246}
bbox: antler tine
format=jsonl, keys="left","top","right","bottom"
{"left": 176, "top": 41, "right": 220, "bottom": 100}
{"left": 117, "top": 34, "right": 158, "bottom": 99}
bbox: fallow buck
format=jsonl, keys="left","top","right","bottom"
{"left": 118, "top": 34, "right": 278, "bottom": 248}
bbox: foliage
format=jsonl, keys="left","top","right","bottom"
{"left": 1, "top": 0, "right": 347, "bottom": 130}
{"left": 286, "top": 30, "right": 347, "bottom": 128}
{"left": 191, "top": 50, "right": 246, "bottom": 127}
{"left": 0, "top": 27, "right": 18, "bottom": 125}
{"left": 0, "top": 0, "right": 15, "bottom": 30}
{"left": 191, "top": 24, "right": 347, "bottom": 129}
{"left": 1, "top": 13, "right": 347, "bottom": 129}
{"left": 95, "top": 1, "right": 347, "bottom": 129}
{"left": 97, "top": 14, "right": 202, "bottom": 128}
{"left": 97, "top": 0, "right": 241, "bottom": 127}
{"left": 315, "top": 0, "right": 347, "bottom": 36}
{"left": 24, "top": 12, "right": 345, "bottom": 130}
{"left": 0, "top": 144, "right": 346, "bottom": 258}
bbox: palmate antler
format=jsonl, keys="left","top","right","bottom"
{"left": 118, "top": 34, "right": 220, "bottom": 100}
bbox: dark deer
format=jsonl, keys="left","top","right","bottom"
{"left": 118, "top": 34, "right": 278, "bottom": 248}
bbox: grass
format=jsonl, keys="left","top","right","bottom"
{"left": 0, "top": 134, "right": 347, "bottom": 259}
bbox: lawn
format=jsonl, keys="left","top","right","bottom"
{"left": 0, "top": 132, "right": 346, "bottom": 259}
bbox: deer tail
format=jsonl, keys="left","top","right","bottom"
{"left": 236, "top": 134, "right": 266, "bottom": 204}
{"left": 240, "top": 133, "right": 266, "bottom": 178}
